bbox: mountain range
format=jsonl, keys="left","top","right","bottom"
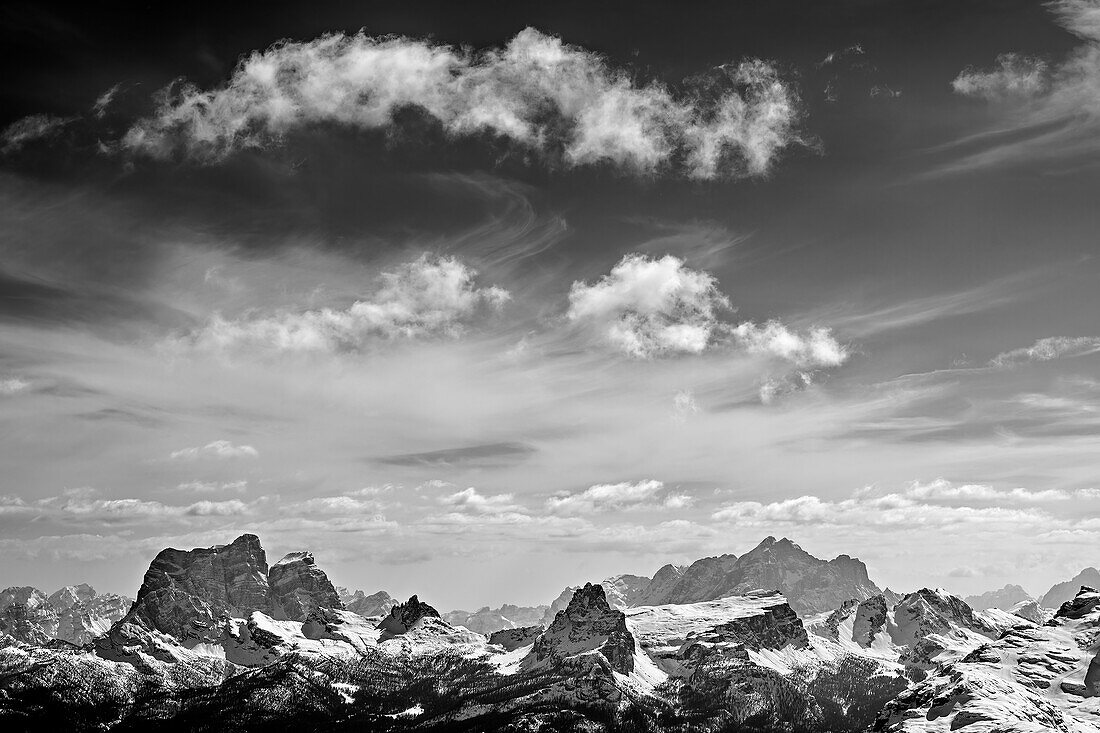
{"left": 0, "top": 534, "right": 1097, "bottom": 732}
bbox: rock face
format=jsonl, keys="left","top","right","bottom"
{"left": 337, "top": 588, "right": 396, "bottom": 617}
{"left": 1041, "top": 567, "right": 1100, "bottom": 609}
{"left": 964, "top": 583, "right": 1033, "bottom": 610}
{"left": 633, "top": 563, "right": 686, "bottom": 606}
{"left": 488, "top": 624, "right": 542, "bottom": 651}
{"left": 268, "top": 552, "right": 342, "bottom": 621}
{"left": 532, "top": 583, "right": 635, "bottom": 674}
{"left": 851, "top": 594, "right": 888, "bottom": 648}
{"left": 875, "top": 587, "right": 1100, "bottom": 732}
{"left": 112, "top": 533, "right": 271, "bottom": 644}
{"left": 0, "top": 587, "right": 58, "bottom": 644}
{"left": 600, "top": 574, "right": 651, "bottom": 608}
{"left": 377, "top": 595, "right": 440, "bottom": 637}
{"left": 639, "top": 537, "right": 882, "bottom": 616}
{"left": 1009, "top": 598, "right": 1049, "bottom": 624}
{"left": 889, "top": 588, "right": 1001, "bottom": 668}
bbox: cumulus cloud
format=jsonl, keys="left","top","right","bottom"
{"left": 180, "top": 254, "right": 508, "bottom": 353}
{"left": 567, "top": 254, "right": 730, "bottom": 357}
{"left": 952, "top": 53, "right": 1050, "bottom": 100}
{"left": 169, "top": 440, "right": 259, "bottom": 460}
{"left": 547, "top": 479, "right": 692, "bottom": 515}
{"left": 1, "top": 114, "right": 75, "bottom": 154}
{"left": 566, "top": 254, "right": 848, "bottom": 373}
{"left": 906, "top": 478, "right": 1074, "bottom": 503}
{"left": 121, "top": 28, "right": 804, "bottom": 179}
{"left": 732, "top": 321, "right": 848, "bottom": 368}
{"left": 439, "top": 487, "right": 521, "bottom": 514}
{"left": 988, "top": 336, "right": 1100, "bottom": 368}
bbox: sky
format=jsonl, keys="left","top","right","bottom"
{"left": 2, "top": 0, "right": 1100, "bottom": 611}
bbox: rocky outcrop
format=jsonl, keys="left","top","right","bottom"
{"left": 114, "top": 533, "right": 271, "bottom": 644}
{"left": 634, "top": 538, "right": 881, "bottom": 616}
{"left": 600, "top": 574, "right": 651, "bottom": 608}
{"left": 0, "top": 587, "right": 58, "bottom": 644}
{"left": 446, "top": 603, "right": 551, "bottom": 634}
{"left": 489, "top": 624, "right": 542, "bottom": 651}
{"left": 851, "top": 594, "right": 888, "bottom": 648}
{"left": 1041, "top": 567, "right": 1100, "bottom": 609}
{"left": 267, "top": 552, "right": 342, "bottom": 621}
{"left": 377, "top": 595, "right": 440, "bottom": 637}
{"left": 890, "top": 588, "right": 1000, "bottom": 668}
{"left": 0, "top": 585, "right": 131, "bottom": 647}
{"left": 338, "top": 588, "right": 396, "bottom": 617}
{"left": 875, "top": 587, "right": 1100, "bottom": 732}
{"left": 633, "top": 563, "right": 686, "bottom": 606}
{"left": 964, "top": 583, "right": 1033, "bottom": 610}
{"left": 1010, "top": 598, "right": 1049, "bottom": 624}
{"left": 532, "top": 583, "right": 635, "bottom": 674}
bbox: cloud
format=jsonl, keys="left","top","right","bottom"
{"left": 1, "top": 114, "right": 75, "bottom": 154}
{"left": 948, "top": 566, "right": 979, "bottom": 578}
{"left": 943, "top": 0, "right": 1100, "bottom": 172}
{"left": 0, "top": 377, "right": 30, "bottom": 396}
{"left": 177, "top": 480, "right": 248, "bottom": 493}
{"left": 547, "top": 479, "right": 692, "bottom": 514}
{"left": 672, "top": 390, "right": 700, "bottom": 422}
{"left": 711, "top": 491, "right": 1049, "bottom": 530}
{"left": 566, "top": 254, "right": 848, "bottom": 373}
{"left": 711, "top": 479, "right": 1100, "bottom": 533}
{"left": 439, "top": 487, "right": 521, "bottom": 515}
{"left": 952, "top": 54, "right": 1051, "bottom": 100}
{"left": 179, "top": 255, "right": 508, "bottom": 353}
{"left": 375, "top": 441, "right": 535, "bottom": 467}
{"left": 184, "top": 499, "right": 249, "bottom": 516}
{"left": 92, "top": 83, "right": 122, "bottom": 119}
{"left": 566, "top": 254, "right": 731, "bottom": 357}
{"left": 732, "top": 321, "right": 848, "bottom": 368}
{"left": 988, "top": 336, "right": 1100, "bottom": 368}
{"left": 121, "top": 28, "right": 804, "bottom": 179}
{"left": 169, "top": 440, "right": 259, "bottom": 460}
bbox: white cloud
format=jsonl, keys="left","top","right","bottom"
{"left": 122, "top": 28, "right": 803, "bottom": 179}
{"left": 1, "top": 114, "right": 74, "bottom": 154}
{"left": 944, "top": 1, "right": 1100, "bottom": 171}
{"left": 566, "top": 254, "right": 730, "bottom": 358}
{"left": 952, "top": 53, "right": 1050, "bottom": 100}
{"left": 988, "top": 336, "right": 1100, "bottom": 368}
{"left": 732, "top": 321, "right": 848, "bottom": 368}
{"left": 293, "top": 495, "right": 386, "bottom": 515}
{"left": 169, "top": 440, "right": 259, "bottom": 460}
{"left": 92, "top": 83, "right": 122, "bottom": 119}
{"left": 177, "top": 480, "right": 248, "bottom": 493}
{"left": 547, "top": 479, "right": 692, "bottom": 514}
{"left": 181, "top": 255, "right": 508, "bottom": 353}
{"left": 184, "top": 499, "right": 249, "bottom": 516}
{"left": 0, "top": 377, "right": 30, "bottom": 396}
{"left": 712, "top": 478, "right": 1100, "bottom": 533}
{"left": 672, "top": 390, "right": 700, "bottom": 422}
{"left": 566, "top": 255, "right": 849, "bottom": 374}
{"left": 439, "top": 487, "right": 520, "bottom": 515}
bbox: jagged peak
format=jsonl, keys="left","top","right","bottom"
{"left": 377, "top": 594, "right": 441, "bottom": 636}
{"left": 273, "top": 551, "right": 314, "bottom": 567}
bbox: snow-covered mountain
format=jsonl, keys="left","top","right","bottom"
{"left": 0, "top": 584, "right": 131, "bottom": 646}
{"left": 336, "top": 587, "right": 396, "bottom": 617}
{"left": 0, "top": 533, "right": 1094, "bottom": 732}
{"left": 964, "top": 583, "right": 1034, "bottom": 611}
{"left": 876, "top": 586, "right": 1100, "bottom": 732}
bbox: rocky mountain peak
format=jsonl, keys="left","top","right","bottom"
{"left": 964, "top": 583, "right": 1034, "bottom": 611}
{"left": 268, "top": 551, "right": 342, "bottom": 621}
{"left": 338, "top": 588, "right": 397, "bottom": 617}
{"left": 1041, "top": 567, "right": 1100, "bottom": 609}
{"left": 48, "top": 584, "right": 97, "bottom": 612}
{"left": 377, "top": 594, "right": 441, "bottom": 636}
{"left": 532, "top": 582, "right": 635, "bottom": 674}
